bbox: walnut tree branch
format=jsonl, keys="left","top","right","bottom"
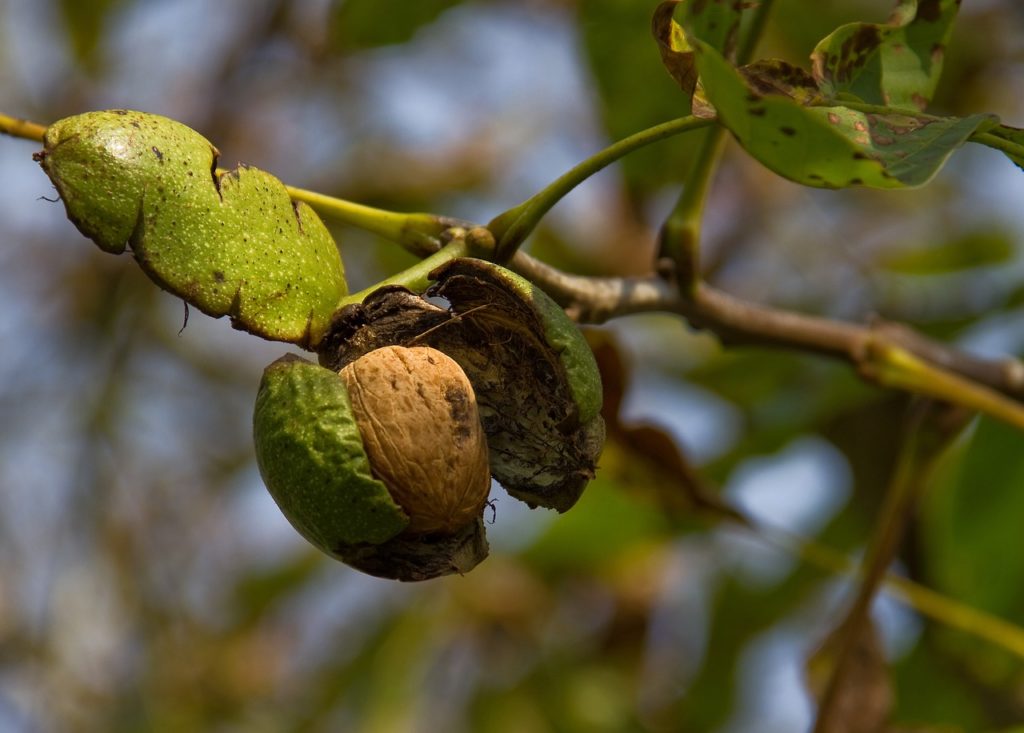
{"left": 509, "top": 253, "right": 1024, "bottom": 426}
{"left": 7, "top": 110, "right": 1024, "bottom": 427}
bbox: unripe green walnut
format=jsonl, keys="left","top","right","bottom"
{"left": 253, "top": 347, "right": 492, "bottom": 580}
{"left": 37, "top": 110, "right": 348, "bottom": 348}
{"left": 339, "top": 345, "right": 490, "bottom": 535}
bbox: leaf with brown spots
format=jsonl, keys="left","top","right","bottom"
{"left": 738, "top": 58, "right": 826, "bottom": 106}
{"left": 652, "top": 0, "right": 744, "bottom": 111}
{"left": 811, "top": 0, "right": 961, "bottom": 112}
{"left": 687, "top": 35, "right": 994, "bottom": 188}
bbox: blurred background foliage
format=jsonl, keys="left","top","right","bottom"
{"left": 1, "top": 1, "right": 1024, "bottom": 731}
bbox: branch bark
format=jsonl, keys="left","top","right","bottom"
{"left": 509, "top": 251, "right": 1024, "bottom": 412}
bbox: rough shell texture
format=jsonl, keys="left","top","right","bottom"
{"left": 318, "top": 258, "right": 605, "bottom": 512}
{"left": 340, "top": 345, "right": 491, "bottom": 535}
{"left": 39, "top": 110, "right": 347, "bottom": 348}
{"left": 343, "top": 516, "right": 489, "bottom": 581}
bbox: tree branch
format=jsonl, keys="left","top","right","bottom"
{"left": 508, "top": 254, "right": 1024, "bottom": 426}
{"left": 6, "top": 109, "right": 1024, "bottom": 427}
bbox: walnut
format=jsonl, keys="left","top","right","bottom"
{"left": 340, "top": 345, "right": 490, "bottom": 536}
{"left": 253, "top": 259, "right": 604, "bottom": 581}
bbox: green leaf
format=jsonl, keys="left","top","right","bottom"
{"left": 328, "top": 0, "right": 464, "bottom": 51}
{"left": 652, "top": 0, "right": 744, "bottom": 105}
{"left": 810, "top": 0, "right": 961, "bottom": 112}
{"left": 57, "top": 0, "right": 125, "bottom": 72}
{"left": 878, "top": 230, "right": 1015, "bottom": 275}
{"left": 921, "top": 416, "right": 1024, "bottom": 620}
{"left": 688, "top": 37, "right": 994, "bottom": 188}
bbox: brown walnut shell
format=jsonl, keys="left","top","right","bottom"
{"left": 339, "top": 345, "right": 491, "bottom": 536}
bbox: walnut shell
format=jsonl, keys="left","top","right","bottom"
{"left": 340, "top": 345, "right": 490, "bottom": 535}
{"left": 319, "top": 258, "right": 605, "bottom": 513}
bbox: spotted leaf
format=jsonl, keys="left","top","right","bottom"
{"left": 689, "top": 37, "right": 994, "bottom": 188}
{"left": 811, "top": 0, "right": 961, "bottom": 112}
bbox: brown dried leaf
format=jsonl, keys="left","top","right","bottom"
{"left": 652, "top": 0, "right": 698, "bottom": 97}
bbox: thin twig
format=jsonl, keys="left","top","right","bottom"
{"left": 0, "top": 113, "right": 45, "bottom": 142}
{"left": 812, "top": 401, "right": 969, "bottom": 732}
{"left": 487, "top": 115, "right": 715, "bottom": 259}
{"left": 752, "top": 522, "right": 1024, "bottom": 662}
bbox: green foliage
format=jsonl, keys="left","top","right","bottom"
{"left": 652, "top": 0, "right": 1023, "bottom": 190}
{"left": 523, "top": 473, "right": 671, "bottom": 574}
{"left": 811, "top": 0, "right": 960, "bottom": 111}
{"left": 689, "top": 35, "right": 995, "bottom": 188}
{"left": 580, "top": 0, "right": 700, "bottom": 198}
{"left": 922, "top": 417, "right": 1024, "bottom": 620}
{"left": 56, "top": 0, "right": 124, "bottom": 70}
{"left": 328, "top": 0, "right": 465, "bottom": 50}
{"left": 878, "top": 230, "right": 1016, "bottom": 275}
{"left": 652, "top": 0, "right": 743, "bottom": 107}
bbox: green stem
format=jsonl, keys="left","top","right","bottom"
{"left": 813, "top": 402, "right": 966, "bottom": 732}
{"left": 5, "top": 108, "right": 474, "bottom": 260}
{"left": 0, "top": 113, "right": 45, "bottom": 142}
{"left": 337, "top": 238, "right": 471, "bottom": 309}
{"left": 487, "top": 115, "right": 714, "bottom": 260}
{"left": 864, "top": 341, "right": 1024, "bottom": 431}
{"left": 972, "top": 131, "right": 1024, "bottom": 161}
{"left": 736, "top": 0, "right": 776, "bottom": 65}
{"left": 282, "top": 184, "right": 458, "bottom": 256}
{"left": 658, "top": 0, "right": 774, "bottom": 294}
{"left": 826, "top": 98, "right": 949, "bottom": 120}
{"left": 658, "top": 127, "right": 726, "bottom": 294}
{"left": 756, "top": 523, "right": 1024, "bottom": 660}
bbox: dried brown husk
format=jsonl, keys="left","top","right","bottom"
{"left": 341, "top": 517, "right": 489, "bottom": 582}
{"left": 318, "top": 259, "right": 604, "bottom": 513}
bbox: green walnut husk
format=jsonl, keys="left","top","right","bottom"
{"left": 319, "top": 257, "right": 605, "bottom": 512}
{"left": 253, "top": 354, "right": 489, "bottom": 581}
{"left": 37, "top": 110, "right": 347, "bottom": 348}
